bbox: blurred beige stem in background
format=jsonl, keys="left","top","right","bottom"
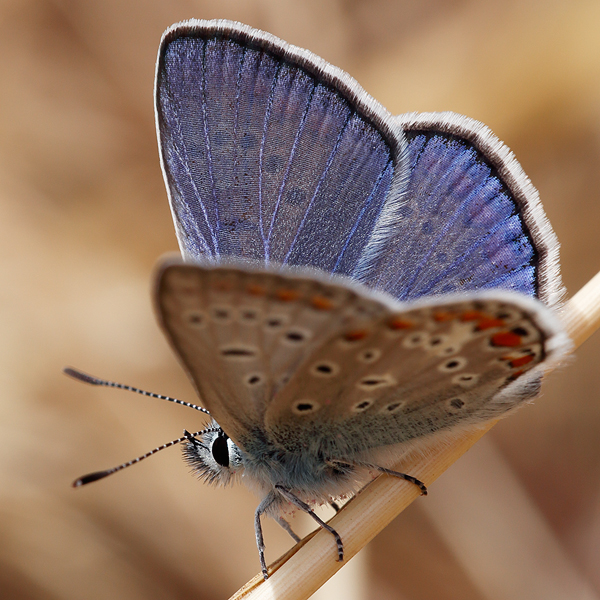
{"left": 424, "top": 436, "right": 599, "bottom": 600}
{"left": 231, "top": 270, "right": 600, "bottom": 600}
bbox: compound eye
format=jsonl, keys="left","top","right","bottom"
{"left": 211, "top": 435, "right": 230, "bottom": 468}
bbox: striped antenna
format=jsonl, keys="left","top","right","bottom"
{"left": 63, "top": 367, "right": 211, "bottom": 415}
{"left": 72, "top": 427, "right": 221, "bottom": 487}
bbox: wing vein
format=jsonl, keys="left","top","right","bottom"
{"left": 162, "top": 51, "right": 217, "bottom": 255}
{"left": 266, "top": 80, "right": 317, "bottom": 250}
{"left": 332, "top": 160, "right": 392, "bottom": 274}
{"left": 200, "top": 41, "right": 220, "bottom": 254}
{"left": 397, "top": 167, "right": 495, "bottom": 298}
{"left": 259, "top": 60, "right": 283, "bottom": 261}
{"left": 411, "top": 216, "right": 523, "bottom": 298}
{"left": 282, "top": 106, "right": 354, "bottom": 264}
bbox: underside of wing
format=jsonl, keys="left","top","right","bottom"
{"left": 154, "top": 259, "right": 391, "bottom": 445}
{"left": 264, "top": 291, "right": 570, "bottom": 458}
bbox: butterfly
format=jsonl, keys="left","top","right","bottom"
{"left": 69, "top": 19, "right": 571, "bottom": 579}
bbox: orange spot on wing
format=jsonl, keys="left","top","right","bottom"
{"left": 310, "top": 296, "right": 334, "bottom": 310}
{"left": 388, "top": 318, "right": 413, "bottom": 330}
{"left": 433, "top": 312, "right": 455, "bottom": 322}
{"left": 343, "top": 329, "right": 369, "bottom": 342}
{"left": 247, "top": 284, "right": 267, "bottom": 296}
{"left": 509, "top": 355, "right": 535, "bottom": 368}
{"left": 460, "top": 310, "right": 486, "bottom": 322}
{"left": 475, "top": 317, "right": 505, "bottom": 331}
{"left": 276, "top": 289, "right": 300, "bottom": 302}
{"left": 461, "top": 310, "right": 505, "bottom": 331}
{"left": 508, "top": 369, "right": 525, "bottom": 381}
{"left": 491, "top": 331, "right": 522, "bottom": 347}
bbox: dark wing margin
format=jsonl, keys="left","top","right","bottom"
{"left": 155, "top": 19, "right": 409, "bottom": 276}
{"left": 355, "top": 112, "right": 564, "bottom": 308}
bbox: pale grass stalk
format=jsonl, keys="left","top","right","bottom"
{"left": 230, "top": 271, "right": 600, "bottom": 600}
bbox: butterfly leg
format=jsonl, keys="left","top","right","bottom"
{"left": 329, "top": 460, "right": 428, "bottom": 495}
{"left": 275, "top": 484, "right": 344, "bottom": 562}
{"left": 276, "top": 516, "right": 301, "bottom": 543}
{"left": 255, "top": 492, "right": 278, "bottom": 579}
{"left": 329, "top": 501, "right": 341, "bottom": 513}
{"left": 361, "top": 463, "right": 428, "bottom": 495}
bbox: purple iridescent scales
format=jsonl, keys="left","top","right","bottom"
{"left": 363, "top": 127, "right": 537, "bottom": 300}
{"left": 156, "top": 29, "right": 402, "bottom": 276}
{"left": 156, "top": 22, "right": 562, "bottom": 307}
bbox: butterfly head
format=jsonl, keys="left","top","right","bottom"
{"left": 183, "top": 422, "right": 244, "bottom": 486}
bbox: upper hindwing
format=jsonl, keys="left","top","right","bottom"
{"left": 355, "top": 112, "right": 563, "bottom": 308}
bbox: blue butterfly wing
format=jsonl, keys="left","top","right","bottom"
{"left": 354, "top": 113, "right": 563, "bottom": 306}
{"left": 156, "top": 20, "right": 407, "bottom": 275}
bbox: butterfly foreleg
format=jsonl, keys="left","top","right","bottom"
{"left": 360, "top": 462, "right": 428, "bottom": 495}
{"left": 328, "top": 460, "right": 428, "bottom": 495}
{"left": 276, "top": 516, "right": 301, "bottom": 543}
{"left": 255, "top": 492, "right": 278, "bottom": 579}
{"left": 274, "top": 484, "right": 344, "bottom": 563}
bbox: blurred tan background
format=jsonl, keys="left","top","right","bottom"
{"left": 2, "top": 1, "right": 600, "bottom": 599}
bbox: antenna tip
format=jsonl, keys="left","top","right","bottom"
{"left": 63, "top": 367, "right": 101, "bottom": 385}
{"left": 72, "top": 470, "right": 112, "bottom": 487}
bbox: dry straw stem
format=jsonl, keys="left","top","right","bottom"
{"left": 230, "top": 271, "right": 600, "bottom": 600}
